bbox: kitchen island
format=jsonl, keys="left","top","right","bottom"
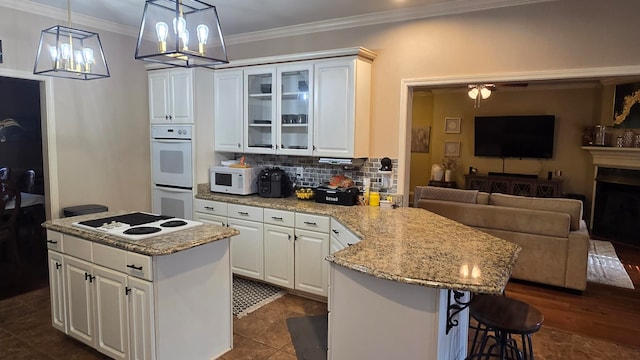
{"left": 196, "top": 185, "right": 521, "bottom": 359}
{"left": 42, "top": 211, "right": 239, "bottom": 360}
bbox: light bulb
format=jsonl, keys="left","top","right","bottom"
{"left": 74, "top": 50, "right": 84, "bottom": 72}
{"left": 480, "top": 87, "right": 492, "bottom": 99}
{"left": 173, "top": 16, "right": 186, "bottom": 35}
{"left": 196, "top": 24, "right": 209, "bottom": 44}
{"left": 60, "top": 43, "right": 71, "bottom": 60}
{"left": 181, "top": 29, "right": 189, "bottom": 50}
{"left": 82, "top": 48, "right": 94, "bottom": 64}
{"left": 156, "top": 22, "right": 169, "bottom": 41}
{"left": 468, "top": 87, "right": 479, "bottom": 99}
{"left": 197, "top": 24, "right": 209, "bottom": 55}
{"left": 48, "top": 46, "right": 58, "bottom": 61}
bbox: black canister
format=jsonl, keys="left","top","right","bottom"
{"left": 258, "top": 167, "right": 291, "bottom": 198}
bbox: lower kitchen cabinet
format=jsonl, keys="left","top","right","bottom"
{"left": 264, "top": 224, "right": 295, "bottom": 288}
{"left": 294, "top": 228, "right": 329, "bottom": 296}
{"left": 46, "top": 229, "right": 232, "bottom": 360}
{"left": 228, "top": 217, "right": 264, "bottom": 280}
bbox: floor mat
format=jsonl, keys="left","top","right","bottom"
{"left": 233, "top": 276, "right": 285, "bottom": 318}
{"left": 588, "top": 240, "right": 634, "bottom": 289}
{"left": 286, "top": 314, "right": 328, "bottom": 360}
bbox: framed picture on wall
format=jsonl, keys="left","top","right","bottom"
{"left": 444, "top": 141, "right": 460, "bottom": 157}
{"left": 445, "top": 117, "right": 461, "bottom": 134}
{"left": 411, "top": 126, "right": 430, "bottom": 153}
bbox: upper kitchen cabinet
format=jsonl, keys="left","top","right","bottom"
{"left": 214, "top": 69, "right": 244, "bottom": 152}
{"left": 148, "top": 68, "right": 194, "bottom": 124}
{"left": 313, "top": 57, "right": 372, "bottom": 158}
{"left": 244, "top": 63, "right": 313, "bottom": 155}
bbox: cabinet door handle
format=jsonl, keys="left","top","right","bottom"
{"left": 275, "top": 144, "right": 278, "bottom": 149}
{"left": 85, "top": 273, "right": 95, "bottom": 283}
{"left": 55, "top": 262, "right": 61, "bottom": 269}
{"left": 47, "top": 240, "right": 58, "bottom": 244}
{"left": 204, "top": 206, "right": 215, "bottom": 211}
{"left": 238, "top": 211, "right": 249, "bottom": 216}
{"left": 294, "top": 235, "right": 298, "bottom": 241}
{"left": 332, "top": 229, "right": 339, "bottom": 234}
{"left": 165, "top": 115, "right": 168, "bottom": 120}
{"left": 347, "top": 243, "right": 354, "bottom": 246}
{"left": 271, "top": 216, "right": 283, "bottom": 221}
{"left": 304, "top": 221, "right": 317, "bottom": 226}
{"left": 127, "top": 264, "right": 143, "bottom": 271}
{"left": 313, "top": 145, "right": 316, "bottom": 151}
{"left": 125, "top": 287, "right": 131, "bottom": 296}
{"left": 168, "top": 115, "right": 173, "bottom": 120}
{"left": 288, "top": 234, "right": 291, "bottom": 240}
{"left": 237, "top": 143, "right": 241, "bottom": 148}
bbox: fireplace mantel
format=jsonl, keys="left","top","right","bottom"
{"left": 582, "top": 146, "right": 640, "bottom": 170}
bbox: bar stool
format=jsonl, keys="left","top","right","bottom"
{"left": 467, "top": 294, "right": 544, "bottom": 360}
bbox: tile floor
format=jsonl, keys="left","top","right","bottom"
{"left": 0, "top": 286, "right": 639, "bottom": 359}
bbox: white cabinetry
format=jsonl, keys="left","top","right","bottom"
{"left": 295, "top": 213, "right": 330, "bottom": 297}
{"left": 46, "top": 230, "right": 231, "bottom": 360}
{"left": 148, "top": 69, "right": 193, "bottom": 124}
{"left": 330, "top": 219, "right": 361, "bottom": 254}
{"left": 227, "top": 204, "right": 264, "bottom": 280}
{"left": 214, "top": 69, "right": 244, "bottom": 152}
{"left": 313, "top": 57, "right": 371, "bottom": 158}
{"left": 194, "top": 199, "right": 228, "bottom": 227}
{"left": 263, "top": 209, "right": 295, "bottom": 289}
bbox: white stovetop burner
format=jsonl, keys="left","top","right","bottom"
{"left": 72, "top": 213, "right": 202, "bottom": 240}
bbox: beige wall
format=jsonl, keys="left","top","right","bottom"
{"left": 0, "top": 7, "right": 150, "bottom": 217}
{"left": 421, "top": 86, "right": 600, "bottom": 200}
{"left": 409, "top": 92, "right": 434, "bottom": 192}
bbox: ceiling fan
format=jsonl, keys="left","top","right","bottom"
{"left": 467, "top": 82, "right": 529, "bottom": 107}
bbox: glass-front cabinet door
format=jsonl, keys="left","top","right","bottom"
{"left": 277, "top": 63, "right": 313, "bottom": 155}
{"left": 244, "top": 66, "right": 276, "bottom": 153}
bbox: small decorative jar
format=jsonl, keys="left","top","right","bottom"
{"left": 622, "top": 129, "right": 635, "bottom": 147}
{"left": 635, "top": 134, "right": 640, "bottom": 148}
{"left": 616, "top": 135, "right": 624, "bottom": 147}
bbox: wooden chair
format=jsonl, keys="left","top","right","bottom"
{"left": 0, "top": 180, "right": 21, "bottom": 264}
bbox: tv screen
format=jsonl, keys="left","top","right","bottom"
{"left": 474, "top": 115, "right": 555, "bottom": 159}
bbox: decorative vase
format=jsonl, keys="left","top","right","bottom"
{"left": 444, "top": 169, "right": 452, "bottom": 182}
{"left": 623, "top": 129, "right": 635, "bottom": 147}
{"left": 431, "top": 164, "right": 444, "bottom": 181}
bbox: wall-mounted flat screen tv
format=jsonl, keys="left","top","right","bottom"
{"left": 474, "top": 115, "right": 555, "bottom": 159}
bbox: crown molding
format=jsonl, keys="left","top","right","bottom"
{"left": 0, "top": 0, "right": 139, "bottom": 37}
{"left": 224, "top": 0, "right": 557, "bottom": 45}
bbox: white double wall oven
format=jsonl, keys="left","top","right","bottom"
{"left": 151, "top": 125, "right": 194, "bottom": 219}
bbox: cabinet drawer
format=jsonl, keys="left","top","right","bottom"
{"left": 125, "top": 252, "right": 153, "bottom": 281}
{"left": 264, "top": 208, "right": 295, "bottom": 227}
{"left": 92, "top": 243, "right": 127, "bottom": 272}
{"left": 194, "top": 199, "right": 228, "bottom": 216}
{"left": 64, "top": 235, "right": 92, "bottom": 261}
{"left": 46, "top": 230, "right": 64, "bottom": 252}
{"left": 296, "top": 213, "right": 330, "bottom": 233}
{"left": 330, "top": 219, "right": 361, "bottom": 249}
{"left": 228, "top": 204, "right": 263, "bottom": 222}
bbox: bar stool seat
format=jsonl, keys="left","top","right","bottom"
{"left": 467, "top": 295, "right": 544, "bottom": 360}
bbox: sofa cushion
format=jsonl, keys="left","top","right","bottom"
{"left": 489, "top": 193, "right": 583, "bottom": 231}
{"left": 477, "top": 192, "right": 490, "bottom": 205}
{"left": 415, "top": 186, "right": 478, "bottom": 204}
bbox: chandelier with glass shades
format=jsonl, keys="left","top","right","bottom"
{"left": 135, "top": 0, "right": 228, "bottom": 67}
{"left": 468, "top": 84, "right": 494, "bottom": 108}
{"left": 33, "top": 0, "right": 110, "bottom": 80}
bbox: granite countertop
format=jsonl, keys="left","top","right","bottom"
{"left": 196, "top": 184, "right": 521, "bottom": 295}
{"left": 42, "top": 210, "right": 239, "bottom": 256}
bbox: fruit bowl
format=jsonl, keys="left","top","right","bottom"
{"left": 295, "top": 187, "right": 315, "bottom": 200}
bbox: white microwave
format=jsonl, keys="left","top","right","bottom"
{"left": 210, "top": 166, "right": 259, "bottom": 195}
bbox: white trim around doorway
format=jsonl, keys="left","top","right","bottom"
{"left": 397, "top": 64, "right": 640, "bottom": 207}
{"left": 0, "top": 68, "right": 59, "bottom": 220}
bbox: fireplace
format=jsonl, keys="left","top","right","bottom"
{"left": 585, "top": 147, "right": 640, "bottom": 246}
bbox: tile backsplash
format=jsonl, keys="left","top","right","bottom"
{"left": 238, "top": 154, "right": 399, "bottom": 195}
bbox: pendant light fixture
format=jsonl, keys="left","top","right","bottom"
{"left": 467, "top": 84, "right": 494, "bottom": 108}
{"left": 135, "top": 0, "right": 228, "bottom": 68}
{"left": 33, "top": 0, "right": 110, "bottom": 80}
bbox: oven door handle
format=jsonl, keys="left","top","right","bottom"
{"left": 155, "top": 187, "right": 192, "bottom": 193}
{"left": 152, "top": 139, "right": 191, "bottom": 143}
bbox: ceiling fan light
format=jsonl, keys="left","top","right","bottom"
{"left": 468, "top": 87, "right": 479, "bottom": 99}
{"left": 480, "top": 87, "right": 492, "bottom": 99}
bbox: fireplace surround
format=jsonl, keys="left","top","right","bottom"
{"left": 584, "top": 147, "right": 640, "bottom": 246}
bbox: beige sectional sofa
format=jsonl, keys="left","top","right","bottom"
{"left": 414, "top": 186, "right": 590, "bottom": 291}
